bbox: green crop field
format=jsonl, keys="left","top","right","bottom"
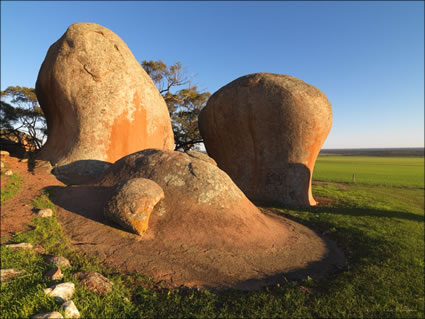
{"left": 313, "top": 156, "right": 424, "bottom": 188}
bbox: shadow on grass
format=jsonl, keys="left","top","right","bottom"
{"left": 264, "top": 207, "right": 413, "bottom": 272}
{"left": 316, "top": 206, "right": 424, "bottom": 223}
{"left": 281, "top": 201, "right": 425, "bottom": 223}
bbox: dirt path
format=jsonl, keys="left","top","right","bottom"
{"left": 0, "top": 154, "right": 64, "bottom": 242}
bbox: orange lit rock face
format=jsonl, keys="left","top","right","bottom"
{"left": 198, "top": 73, "right": 332, "bottom": 207}
{"left": 104, "top": 178, "right": 165, "bottom": 236}
{"left": 35, "top": 23, "right": 173, "bottom": 183}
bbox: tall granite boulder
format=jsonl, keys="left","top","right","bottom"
{"left": 98, "top": 149, "right": 292, "bottom": 249}
{"left": 35, "top": 23, "right": 174, "bottom": 183}
{"left": 198, "top": 73, "right": 332, "bottom": 207}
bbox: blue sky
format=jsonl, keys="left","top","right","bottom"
{"left": 1, "top": 1, "right": 424, "bottom": 148}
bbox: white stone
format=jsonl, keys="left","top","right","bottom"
{"left": 38, "top": 208, "right": 54, "bottom": 218}
{"left": 4, "top": 169, "right": 13, "bottom": 176}
{"left": 62, "top": 300, "right": 80, "bottom": 319}
{"left": 32, "top": 312, "right": 64, "bottom": 319}
{"left": 1, "top": 268, "right": 26, "bottom": 281}
{"left": 44, "top": 282, "right": 75, "bottom": 303}
{"left": 5, "top": 242, "right": 33, "bottom": 250}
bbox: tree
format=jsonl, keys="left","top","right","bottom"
{"left": 142, "top": 60, "right": 210, "bottom": 152}
{"left": 0, "top": 86, "right": 47, "bottom": 152}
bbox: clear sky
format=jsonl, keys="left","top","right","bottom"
{"left": 1, "top": 1, "right": 424, "bottom": 149}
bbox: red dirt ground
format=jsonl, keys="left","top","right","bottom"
{"left": 0, "top": 153, "right": 64, "bottom": 242}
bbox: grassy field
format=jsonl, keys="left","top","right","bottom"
{"left": 314, "top": 155, "right": 424, "bottom": 187}
{"left": 1, "top": 155, "right": 424, "bottom": 318}
{"left": 1, "top": 173, "right": 23, "bottom": 204}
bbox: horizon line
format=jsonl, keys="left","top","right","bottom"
{"left": 321, "top": 147, "right": 424, "bottom": 150}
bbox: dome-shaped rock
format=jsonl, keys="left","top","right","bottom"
{"left": 35, "top": 23, "right": 174, "bottom": 183}
{"left": 198, "top": 73, "right": 332, "bottom": 207}
{"left": 99, "top": 149, "right": 290, "bottom": 249}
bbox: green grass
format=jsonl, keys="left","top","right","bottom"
{"left": 1, "top": 173, "right": 24, "bottom": 204}
{"left": 1, "top": 158, "right": 424, "bottom": 318}
{"left": 313, "top": 156, "right": 424, "bottom": 187}
{"left": 281, "top": 184, "right": 424, "bottom": 318}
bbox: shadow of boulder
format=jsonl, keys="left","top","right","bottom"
{"left": 51, "top": 160, "right": 112, "bottom": 185}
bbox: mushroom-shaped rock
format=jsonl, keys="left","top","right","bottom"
{"left": 198, "top": 73, "right": 332, "bottom": 207}
{"left": 35, "top": 23, "right": 174, "bottom": 184}
{"left": 98, "top": 149, "right": 291, "bottom": 250}
{"left": 104, "top": 178, "right": 164, "bottom": 235}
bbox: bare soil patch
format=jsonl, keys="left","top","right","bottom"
{"left": 0, "top": 154, "right": 63, "bottom": 242}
